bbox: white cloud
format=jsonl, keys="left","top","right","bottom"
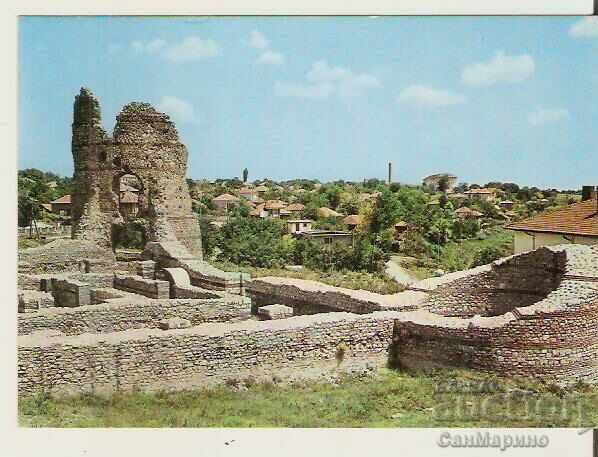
{"left": 274, "top": 81, "right": 332, "bottom": 99}
{"left": 398, "top": 85, "right": 466, "bottom": 107}
{"left": 248, "top": 31, "right": 285, "bottom": 66}
{"left": 163, "top": 37, "right": 220, "bottom": 62}
{"left": 156, "top": 96, "right": 199, "bottom": 124}
{"left": 569, "top": 17, "right": 598, "bottom": 38}
{"left": 131, "top": 37, "right": 220, "bottom": 63}
{"left": 145, "top": 39, "right": 167, "bottom": 54}
{"left": 276, "top": 60, "right": 380, "bottom": 99}
{"left": 528, "top": 108, "right": 569, "bottom": 127}
{"left": 257, "top": 50, "right": 285, "bottom": 65}
{"left": 461, "top": 51, "right": 535, "bottom": 87}
{"left": 249, "top": 30, "right": 269, "bottom": 49}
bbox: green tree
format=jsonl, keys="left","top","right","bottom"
{"left": 217, "top": 217, "right": 288, "bottom": 268}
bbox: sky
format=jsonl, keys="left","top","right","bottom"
{"left": 18, "top": 16, "right": 598, "bottom": 189}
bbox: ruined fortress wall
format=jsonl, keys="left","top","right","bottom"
{"left": 18, "top": 240, "right": 116, "bottom": 275}
{"left": 247, "top": 278, "right": 422, "bottom": 314}
{"left": 70, "top": 88, "right": 202, "bottom": 258}
{"left": 17, "top": 298, "right": 598, "bottom": 396}
{"left": 396, "top": 300, "right": 598, "bottom": 383}
{"left": 421, "top": 248, "right": 565, "bottom": 317}
{"left": 18, "top": 313, "right": 396, "bottom": 397}
{"left": 18, "top": 297, "right": 252, "bottom": 336}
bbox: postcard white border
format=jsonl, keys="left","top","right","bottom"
{"left": 2, "top": 1, "right": 595, "bottom": 456}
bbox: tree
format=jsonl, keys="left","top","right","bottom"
{"left": 242, "top": 168, "right": 249, "bottom": 183}
{"left": 438, "top": 175, "right": 450, "bottom": 192}
{"left": 217, "top": 217, "right": 288, "bottom": 268}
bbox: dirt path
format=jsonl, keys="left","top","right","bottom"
{"left": 385, "top": 257, "right": 419, "bottom": 286}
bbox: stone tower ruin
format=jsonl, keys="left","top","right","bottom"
{"left": 71, "top": 88, "right": 202, "bottom": 258}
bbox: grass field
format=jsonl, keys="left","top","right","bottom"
{"left": 403, "top": 226, "right": 514, "bottom": 277}
{"left": 19, "top": 368, "right": 597, "bottom": 428}
{"left": 212, "top": 261, "right": 404, "bottom": 294}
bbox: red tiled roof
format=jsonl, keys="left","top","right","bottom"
{"left": 286, "top": 203, "right": 305, "bottom": 212}
{"left": 318, "top": 207, "right": 342, "bottom": 218}
{"left": 456, "top": 207, "right": 483, "bottom": 217}
{"left": 342, "top": 214, "right": 362, "bottom": 225}
{"left": 506, "top": 199, "right": 598, "bottom": 237}
{"left": 212, "top": 193, "right": 240, "bottom": 202}
{"left": 51, "top": 194, "right": 71, "bottom": 204}
{"left": 265, "top": 200, "right": 286, "bottom": 210}
{"left": 465, "top": 188, "right": 495, "bottom": 195}
{"left": 120, "top": 191, "right": 138, "bottom": 204}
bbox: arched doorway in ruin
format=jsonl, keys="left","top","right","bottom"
{"left": 110, "top": 171, "right": 149, "bottom": 252}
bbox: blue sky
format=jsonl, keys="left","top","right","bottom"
{"left": 18, "top": 16, "right": 598, "bottom": 189}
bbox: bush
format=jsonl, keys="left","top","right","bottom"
{"left": 471, "top": 246, "right": 507, "bottom": 267}
{"left": 217, "top": 217, "right": 288, "bottom": 268}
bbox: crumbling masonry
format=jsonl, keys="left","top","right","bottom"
{"left": 71, "top": 88, "right": 202, "bottom": 257}
{"left": 16, "top": 89, "right": 598, "bottom": 398}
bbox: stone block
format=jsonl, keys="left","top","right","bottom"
{"left": 159, "top": 317, "right": 191, "bottom": 330}
{"left": 257, "top": 304, "right": 294, "bottom": 320}
{"left": 18, "top": 290, "right": 54, "bottom": 313}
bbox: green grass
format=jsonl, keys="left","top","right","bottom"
{"left": 212, "top": 261, "right": 404, "bottom": 294}
{"left": 19, "top": 368, "right": 597, "bottom": 428}
{"left": 404, "top": 227, "right": 514, "bottom": 277}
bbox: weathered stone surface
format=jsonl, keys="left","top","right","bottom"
{"left": 257, "top": 304, "right": 293, "bottom": 320}
{"left": 18, "top": 239, "right": 115, "bottom": 274}
{"left": 159, "top": 317, "right": 191, "bottom": 330}
{"left": 18, "top": 295, "right": 251, "bottom": 336}
{"left": 70, "top": 88, "right": 202, "bottom": 258}
{"left": 113, "top": 274, "right": 170, "bottom": 299}
{"left": 18, "top": 290, "right": 54, "bottom": 313}
{"left": 51, "top": 279, "right": 91, "bottom": 307}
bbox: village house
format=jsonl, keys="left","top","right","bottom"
{"left": 422, "top": 173, "right": 458, "bottom": 192}
{"left": 455, "top": 206, "right": 484, "bottom": 220}
{"left": 119, "top": 191, "right": 139, "bottom": 219}
{"left": 255, "top": 184, "right": 268, "bottom": 195}
{"left": 212, "top": 193, "right": 240, "bottom": 214}
{"left": 285, "top": 203, "right": 305, "bottom": 216}
{"left": 464, "top": 187, "right": 497, "bottom": 202}
{"left": 264, "top": 200, "right": 286, "bottom": 218}
{"left": 249, "top": 203, "right": 266, "bottom": 218}
{"left": 318, "top": 207, "right": 342, "bottom": 218}
{"left": 342, "top": 214, "right": 362, "bottom": 230}
{"left": 49, "top": 194, "right": 72, "bottom": 217}
{"left": 394, "top": 221, "right": 409, "bottom": 238}
{"left": 499, "top": 200, "right": 515, "bottom": 211}
{"left": 506, "top": 186, "right": 598, "bottom": 254}
{"left": 238, "top": 187, "right": 258, "bottom": 202}
{"left": 286, "top": 219, "right": 313, "bottom": 234}
{"left": 298, "top": 230, "right": 353, "bottom": 246}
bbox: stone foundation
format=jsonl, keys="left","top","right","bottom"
{"left": 113, "top": 274, "right": 170, "bottom": 299}
{"left": 18, "top": 296, "right": 252, "bottom": 336}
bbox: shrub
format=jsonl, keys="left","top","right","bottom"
{"left": 471, "top": 246, "right": 507, "bottom": 267}
{"left": 335, "top": 343, "right": 348, "bottom": 366}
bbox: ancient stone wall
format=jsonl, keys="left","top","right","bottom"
{"left": 70, "top": 88, "right": 202, "bottom": 258}
{"left": 247, "top": 277, "right": 426, "bottom": 314}
{"left": 18, "top": 297, "right": 252, "bottom": 336}
{"left": 18, "top": 239, "right": 115, "bottom": 274}
{"left": 420, "top": 248, "right": 565, "bottom": 317}
{"left": 18, "top": 312, "right": 395, "bottom": 396}
{"left": 17, "top": 245, "right": 598, "bottom": 396}
{"left": 113, "top": 274, "right": 170, "bottom": 299}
